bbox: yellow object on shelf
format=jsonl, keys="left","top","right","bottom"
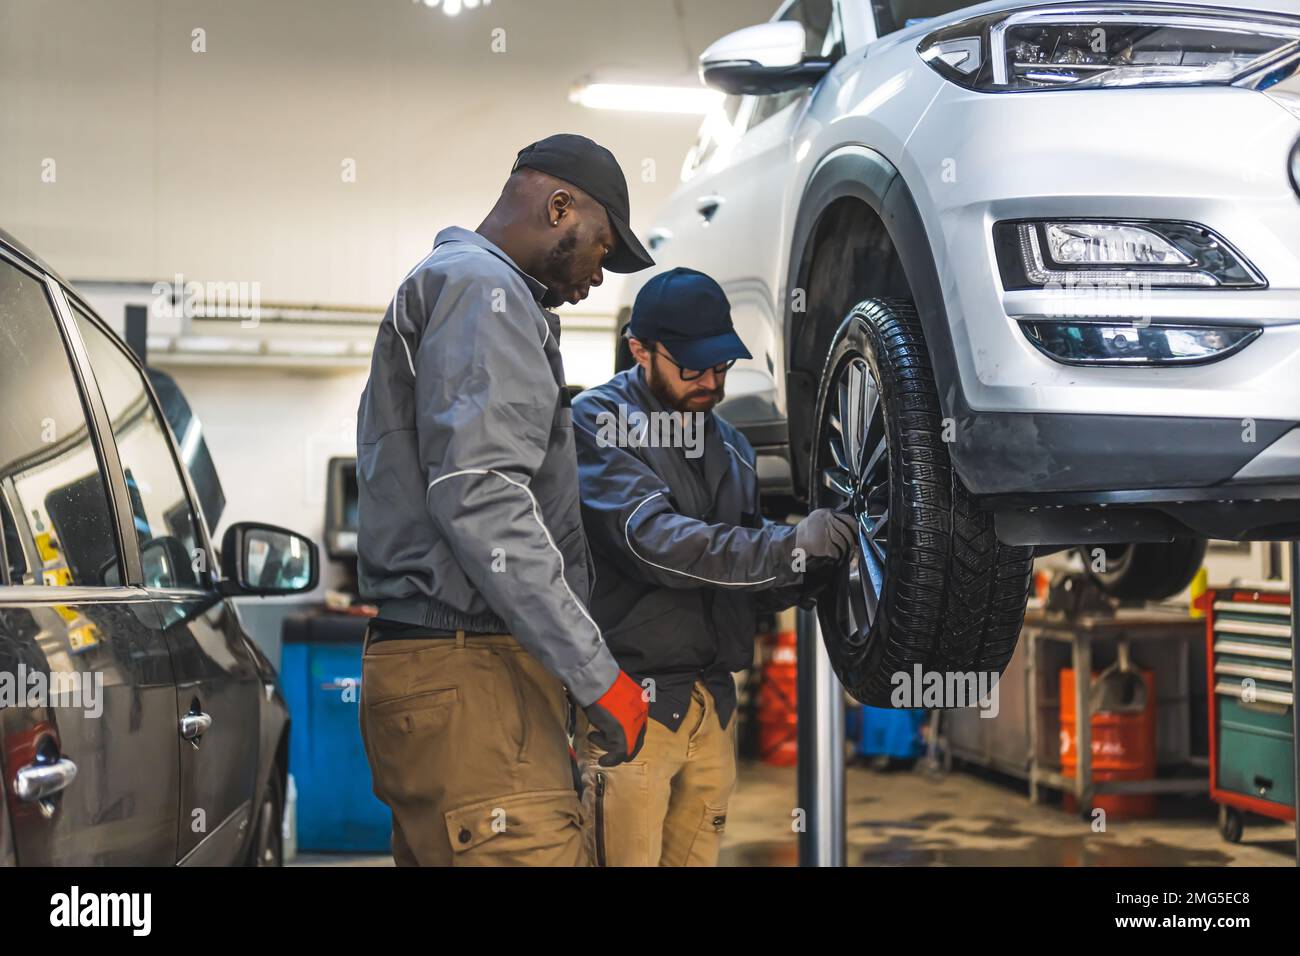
{"left": 1188, "top": 566, "right": 1208, "bottom": 618}
{"left": 35, "top": 531, "right": 60, "bottom": 563}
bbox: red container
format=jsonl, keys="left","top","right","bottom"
{"left": 1059, "top": 667, "right": 1158, "bottom": 819}
{"left": 757, "top": 628, "right": 798, "bottom": 766}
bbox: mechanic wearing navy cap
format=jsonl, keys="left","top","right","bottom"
{"left": 572, "top": 267, "right": 857, "bottom": 866}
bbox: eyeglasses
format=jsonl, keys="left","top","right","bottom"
{"left": 652, "top": 349, "right": 737, "bottom": 382}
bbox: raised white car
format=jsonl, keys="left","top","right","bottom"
{"left": 620, "top": 0, "right": 1300, "bottom": 703}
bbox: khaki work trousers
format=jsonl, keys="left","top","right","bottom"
{"left": 359, "top": 628, "right": 587, "bottom": 866}
{"left": 581, "top": 681, "right": 737, "bottom": 867}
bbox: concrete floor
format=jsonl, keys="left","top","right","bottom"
{"left": 721, "top": 759, "right": 1295, "bottom": 866}
{"left": 291, "top": 759, "right": 1296, "bottom": 867}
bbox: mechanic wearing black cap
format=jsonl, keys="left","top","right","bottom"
{"left": 356, "top": 134, "right": 654, "bottom": 866}
{"left": 572, "top": 267, "right": 857, "bottom": 866}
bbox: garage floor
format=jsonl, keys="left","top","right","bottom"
{"left": 291, "top": 760, "right": 1296, "bottom": 866}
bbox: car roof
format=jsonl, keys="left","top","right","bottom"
{"left": 0, "top": 226, "right": 60, "bottom": 278}
{"left": 0, "top": 225, "right": 145, "bottom": 369}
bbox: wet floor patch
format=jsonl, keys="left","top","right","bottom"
{"left": 856, "top": 831, "right": 1234, "bottom": 867}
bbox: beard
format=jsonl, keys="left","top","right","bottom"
{"left": 646, "top": 354, "right": 725, "bottom": 414}
{"left": 539, "top": 227, "right": 580, "bottom": 309}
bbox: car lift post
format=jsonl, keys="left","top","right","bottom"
{"left": 1291, "top": 540, "right": 1300, "bottom": 867}
{"left": 796, "top": 607, "right": 845, "bottom": 866}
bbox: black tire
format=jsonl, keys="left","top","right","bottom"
{"left": 246, "top": 772, "right": 284, "bottom": 867}
{"left": 1081, "top": 539, "right": 1207, "bottom": 601}
{"left": 808, "top": 299, "right": 1034, "bottom": 707}
{"left": 1218, "top": 804, "right": 1244, "bottom": 844}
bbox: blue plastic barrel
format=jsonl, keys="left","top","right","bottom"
{"left": 281, "top": 613, "right": 391, "bottom": 853}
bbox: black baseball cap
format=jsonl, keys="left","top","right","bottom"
{"left": 629, "top": 267, "right": 752, "bottom": 370}
{"left": 512, "top": 133, "right": 655, "bottom": 274}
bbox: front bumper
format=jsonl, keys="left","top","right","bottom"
{"left": 992, "top": 487, "right": 1300, "bottom": 545}
{"left": 903, "top": 82, "right": 1300, "bottom": 504}
{"left": 964, "top": 412, "right": 1300, "bottom": 544}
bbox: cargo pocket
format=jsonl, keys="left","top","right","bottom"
{"left": 444, "top": 788, "right": 585, "bottom": 867}
{"left": 679, "top": 801, "right": 729, "bottom": 867}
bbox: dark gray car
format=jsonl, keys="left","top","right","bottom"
{"left": 0, "top": 228, "right": 317, "bottom": 866}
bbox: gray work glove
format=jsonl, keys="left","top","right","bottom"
{"left": 794, "top": 509, "right": 858, "bottom": 565}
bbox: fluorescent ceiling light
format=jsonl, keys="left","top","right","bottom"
{"left": 570, "top": 82, "right": 724, "bottom": 115}
{"left": 418, "top": 0, "right": 490, "bottom": 16}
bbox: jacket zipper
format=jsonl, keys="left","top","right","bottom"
{"left": 594, "top": 771, "right": 607, "bottom": 867}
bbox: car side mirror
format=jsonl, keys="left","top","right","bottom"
{"left": 699, "top": 21, "right": 833, "bottom": 96}
{"left": 219, "top": 522, "right": 319, "bottom": 597}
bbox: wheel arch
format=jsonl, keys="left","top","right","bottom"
{"left": 785, "top": 145, "right": 964, "bottom": 500}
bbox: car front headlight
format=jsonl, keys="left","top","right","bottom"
{"left": 994, "top": 219, "right": 1265, "bottom": 289}
{"left": 919, "top": 4, "right": 1300, "bottom": 92}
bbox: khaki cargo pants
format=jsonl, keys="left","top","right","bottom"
{"left": 581, "top": 681, "right": 737, "bottom": 867}
{"left": 359, "top": 627, "right": 588, "bottom": 866}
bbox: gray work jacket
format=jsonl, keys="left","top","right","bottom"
{"left": 355, "top": 226, "right": 619, "bottom": 707}
{"left": 572, "top": 367, "right": 804, "bottom": 730}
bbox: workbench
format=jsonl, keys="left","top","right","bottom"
{"left": 1024, "top": 610, "right": 1209, "bottom": 815}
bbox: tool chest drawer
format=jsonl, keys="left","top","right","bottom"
{"left": 1208, "top": 591, "right": 1294, "bottom": 811}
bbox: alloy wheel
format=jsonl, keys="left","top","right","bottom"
{"left": 818, "top": 353, "right": 890, "bottom": 647}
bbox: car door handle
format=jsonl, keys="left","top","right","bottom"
{"left": 180, "top": 711, "right": 213, "bottom": 747}
{"left": 696, "top": 195, "right": 724, "bottom": 222}
{"left": 15, "top": 757, "right": 78, "bottom": 810}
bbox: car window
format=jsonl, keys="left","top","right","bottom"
{"left": 72, "top": 308, "right": 208, "bottom": 591}
{"left": 146, "top": 367, "right": 226, "bottom": 532}
{"left": 0, "top": 257, "right": 121, "bottom": 587}
{"left": 684, "top": 94, "right": 745, "bottom": 179}
{"left": 788, "top": 0, "right": 844, "bottom": 59}
{"left": 871, "top": 0, "right": 971, "bottom": 37}
{"left": 745, "top": 0, "right": 844, "bottom": 133}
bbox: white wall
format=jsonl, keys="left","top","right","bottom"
{"left": 2, "top": 0, "right": 779, "bottom": 602}
{"left": 163, "top": 363, "right": 365, "bottom": 579}
{"left": 1, "top": 0, "right": 776, "bottom": 314}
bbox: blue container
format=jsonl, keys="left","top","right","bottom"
{"left": 855, "top": 706, "right": 924, "bottom": 759}
{"left": 281, "top": 613, "right": 391, "bottom": 852}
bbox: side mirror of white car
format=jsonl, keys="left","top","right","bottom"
{"left": 699, "top": 21, "right": 832, "bottom": 96}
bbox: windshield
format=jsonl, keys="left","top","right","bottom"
{"left": 872, "top": 0, "right": 975, "bottom": 36}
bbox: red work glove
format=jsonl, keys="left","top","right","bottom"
{"left": 584, "top": 671, "right": 648, "bottom": 767}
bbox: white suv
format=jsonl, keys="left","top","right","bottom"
{"left": 620, "top": 0, "right": 1300, "bottom": 703}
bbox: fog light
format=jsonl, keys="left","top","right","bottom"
{"left": 1290, "top": 139, "right": 1300, "bottom": 198}
{"left": 1045, "top": 223, "right": 1189, "bottom": 267}
{"left": 1020, "top": 320, "right": 1261, "bottom": 366}
{"left": 994, "top": 220, "right": 1265, "bottom": 289}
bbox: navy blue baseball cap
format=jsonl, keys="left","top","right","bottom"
{"left": 629, "top": 268, "right": 752, "bottom": 370}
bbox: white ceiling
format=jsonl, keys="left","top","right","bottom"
{"left": 0, "top": 0, "right": 778, "bottom": 314}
